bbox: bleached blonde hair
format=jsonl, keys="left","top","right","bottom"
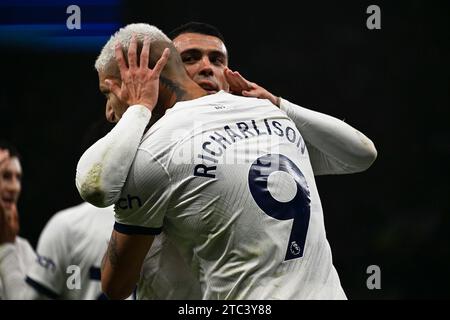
{"left": 95, "top": 23, "right": 172, "bottom": 75}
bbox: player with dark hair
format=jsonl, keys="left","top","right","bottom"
{"left": 169, "top": 21, "right": 226, "bottom": 44}
{"left": 170, "top": 22, "right": 377, "bottom": 176}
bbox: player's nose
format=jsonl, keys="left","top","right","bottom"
{"left": 6, "top": 177, "right": 21, "bottom": 196}
{"left": 198, "top": 56, "right": 214, "bottom": 77}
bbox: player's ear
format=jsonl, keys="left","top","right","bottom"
{"left": 105, "top": 103, "right": 116, "bottom": 123}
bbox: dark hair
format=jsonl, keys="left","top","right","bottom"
{"left": 0, "top": 140, "right": 21, "bottom": 160}
{"left": 169, "top": 21, "right": 226, "bottom": 44}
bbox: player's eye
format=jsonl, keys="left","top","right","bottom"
{"left": 181, "top": 50, "right": 201, "bottom": 64}
{"left": 182, "top": 55, "right": 195, "bottom": 64}
{"left": 2, "top": 171, "right": 12, "bottom": 181}
{"left": 209, "top": 54, "right": 226, "bottom": 66}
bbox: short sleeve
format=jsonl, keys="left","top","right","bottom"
{"left": 26, "top": 214, "right": 71, "bottom": 298}
{"left": 113, "top": 148, "right": 172, "bottom": 236}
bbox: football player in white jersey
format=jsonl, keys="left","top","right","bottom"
{"left": 169, "top": 21, "right": 377, "bottom": 176}
{"left": 0, "top": 143, "right": 120, "bottom": 299}
{"left": 0, "top": 146, "right": 199, "bottom": 300}
{"left": 0, "top": 143, "right": 36, "bottom": 299}
{"left": 10, "top": 202, "right": 199, "bottom": 300}
{"left": 76, "top": 24, "right": 377, "bottom": 299}
{"left": 5, "top": 202, "right": 117, "bottom": 300}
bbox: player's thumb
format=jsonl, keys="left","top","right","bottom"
{"left": 242, "top": 90, "right": 256, "bottom": 97}
{"left": 10, "top": 204, "right": 20, "bottom": 235}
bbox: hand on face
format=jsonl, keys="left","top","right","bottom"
{"left": 0, "top": 149, "right": 10, "bottom": 164}
{"left": 0, "top": 201, "right": 19, "bottom": 244}
{"left": 105, "top": 34, "right": 170, "bottom": 112}
{"left": 0, "top": 154, "right": 19, "bottom": 244}
{"left": 224, "top": 67, "right": 280, "bottom": 107}
{"left": 0, "top": 153, "right": 21, "bottom": 243}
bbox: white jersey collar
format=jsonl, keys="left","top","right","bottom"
{"left": 170, "top": 90, "right": 229, "bottom": 111}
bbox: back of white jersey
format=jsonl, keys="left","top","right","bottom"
{"left": 26, "top": 203, "right": 114, "bottom": 299}
{"left": 27, "top": 202, "right": 199, "bottom": 300}
{"left": 116, "top": 91, "right": 346, "bottom": 299}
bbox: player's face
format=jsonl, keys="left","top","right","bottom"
{"left": 98, "top": 71, "right": 128, "bottom": 123}
{"left": 173, "top": 32, "right": 229, "bottom": 94}
{"left": 0, "top": 156, "right": 22, "bottom": 212}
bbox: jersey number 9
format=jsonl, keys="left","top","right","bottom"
{"left": 248, "top": 154, "right": 311, "bottom": 261}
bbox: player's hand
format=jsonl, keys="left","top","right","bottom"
{"left": 105, "top": 34, "right": 171, "bottom": 112}
{"left": 0, "top": 202, "right": 18, "bottom": 244}
{"left": 0, "top": 148, "right": 10, "bottom": 164}
{"left": 224, "top": 67, "right": 280, "bottom": 107}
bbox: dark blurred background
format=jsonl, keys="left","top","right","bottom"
{"left": 0, "top": 0, "right": 449, "bottom": 299}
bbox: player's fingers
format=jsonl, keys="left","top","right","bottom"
{"left": 115, "top": 42, "right": 128, "bottom": 79}
{"left": 242, "top": 90, "right": 258, "bottom": 97}
{"left": 224, "top": 69, "right": 241, "bottom": 89}
{"left": 224, "top": 68, "right": 236, "bottom": 81}
{"left": 234, "top": 72, "right": 252, "bottom": 90}
{"left": 0, "top": 202, "right": 8, "bottom": 227}
{"left": 224, "top": 67, "right": 235, "bottom": 75}
{"left": 247, "top": 82, "right": 258, "bottom": 90}
{"left": 229, "top": 71, "right": 249, "bottom": 90}
{"left": 153, "top": 48, "right": 170, "bottom": 76}
{"left": 0, "top": 203, "right": 5, "bottom": 223}
{"left": 128, "top": 34, "right": 138, "bottom": 69}
{"left": 0, "top": 149, "right": 10, "bottom": 164}
{"left": 10, "top": 203, "right": 19, "bottom": 233}
{"left": 140, "top": 36, "right": 150, "bottom": 70}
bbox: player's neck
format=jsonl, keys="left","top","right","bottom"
{"left": 159, "top": 76, "right": 207, "bottom": 110}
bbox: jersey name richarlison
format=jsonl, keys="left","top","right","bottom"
{"left": 113, "top": 91, "right": 347, "bottom": 299}
{"left": 194, "top": 118, "right": 307, "bottom": 179}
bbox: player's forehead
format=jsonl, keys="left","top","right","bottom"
{"left": 0, "top": 157, "right": 22, "bottom": 176}
{"left": 173, "top": 32, "right": 227, "bottom": 56}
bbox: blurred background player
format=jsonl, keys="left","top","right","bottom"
{"left": 0, "top": 139, "right": 119, "bottom": 299}
{"left": 0, "top": 126, "right": 199, "bottom": 299}
{"left": 0, "top": 141, "right": 36, "bottom": 299}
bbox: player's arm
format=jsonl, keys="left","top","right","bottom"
{"left": 277, "top": 99, "right": 377, "bottom": 175}
{"left": 101, "top": 230, "right": 154, "bottom": 299}
{"left": 102, "top": 145, "right": 171, "bottom": 299}
{"left": 76, "top": 105, "right": 152, "bottom": 207}
{"left": 224, "top": 68, "right": 377, "bottom": 175}
{"left": 76, "top": 36, "right": 170, "bottom": 207}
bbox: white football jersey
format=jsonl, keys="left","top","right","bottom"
{"left": 0, "top": 237, "right": 35, "bottom": 299}
{"left": 26, "top": 202, "right": 115, "bottom": 299}
{"left": 114, "top": 91, "right": 347, "bottom": 299}
{"left": 25, "top": 202, "right": 199, "bottom": 300}
{"left": 137, "top": 232, "right": 201, "bottom": 300}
